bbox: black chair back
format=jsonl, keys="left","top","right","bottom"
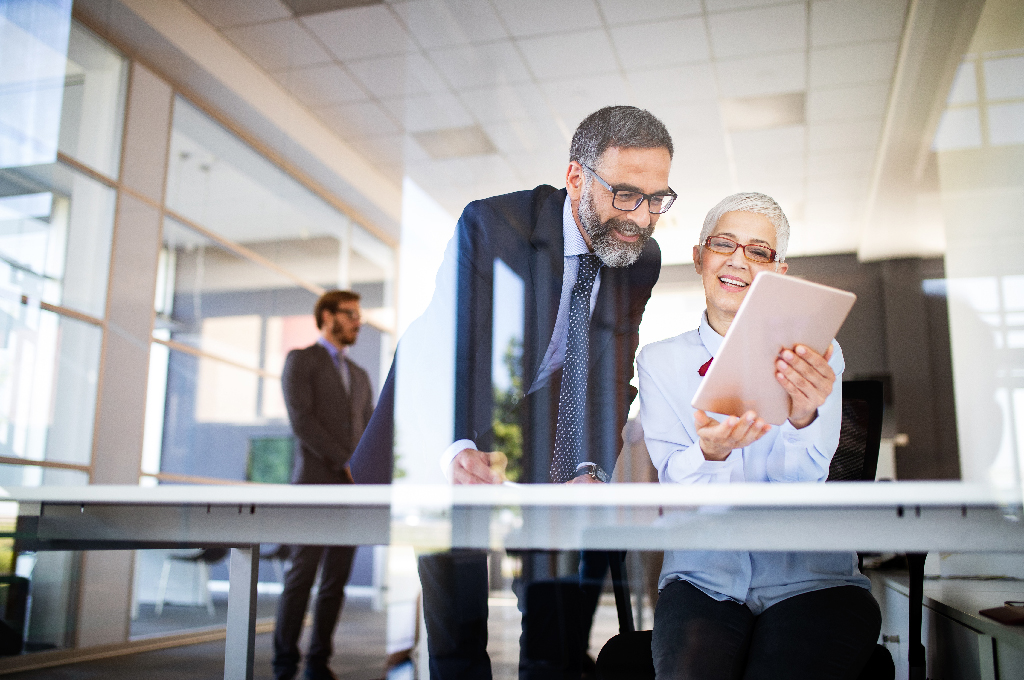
{"left": 828, "top": 380, "right": 884, "bottom": 482}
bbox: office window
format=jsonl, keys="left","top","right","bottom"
{"left": 143, "top": 100, "right": 396, "bottom": 485}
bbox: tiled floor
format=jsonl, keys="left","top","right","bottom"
{"left": 3, "top": 591, "right": 639, "bottom": 679}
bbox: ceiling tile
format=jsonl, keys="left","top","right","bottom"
{"left": 627, "top": 63, "right": 718, "bottom": 106}
{"left": 316, "top": 100, "right": 402, "bottom": 140}
{"left": 222, "top": 20, "right": 333, "bottom": 71}
{"left": 666, "top": 137, "right": 732, "bottom": 193}
{"left": 736, "top": 153, "right": 805, "bottom": 186}
{"left": 494, "top": 0, "right": 603, "bottom": 38}
{"left": 704, "top": 0, "right": 800, "bottom": 12}
{"left": 504, "top": 149, "right": 569, "bottom": 186}
{"left": 806, "top": 83, "right": 889, "bottom": 122}
{"left": 807, "top": 150, "right": 875, "bottom": 177}
{"left": 730, "top": 125, "right": 806, "bottom": 161}
{"left": 610, "top": 17, "right": 709, "bottom": 70}
{"left": 348, "top": 52, "right": 448, "bottom": 98}
{"left": 805, "top": 198, "right": 860, "bottom": 226}
{"left": 807, "top": 118, "right": 883, "bottom": 152}
{"left": 538, "top": 73, "right": 631, "bottom": 127}
{"left": 518, "top": 30, "right": 619, "bottom": 81}
{"left": 381, "top": 91, "right": 475, "bottom": 132}
{"left": 274, "top": 63, "right": 369, "bottom": 108}
{"left": 428, "top": 41, "right": 532, "bottom": 90}
{"left": 806, "top": 175, "right": 870, "bottom": 202}
{"left": 460, "top": 82, "right": 552, "bottom": 123}
{"left": 809, "top": 42, "right": 899, "bottom": 88}
{"left": 787, "top": 215, "right": 859, "bottom": 255}
{"left": 810, "top": 0, "right": 908, "bottom": 47}
{"left": 410, "top": 155, "right": 518, "bottom": 189}
{"left": 597, "top": 0, "right": 701, "bottom": 23}
{"left": 482, "top": 118, "right": 566, "bottom": 155}
{"left": 707, "top": 3, "right": 806, "bottom": 59}
{"left": 715, "top": 51, "right": 806, "bottom": 98}
{"left": 183, "top": 0, "right": 291, "bottom": 29}
{"left": 346, "top": 133, "right": 407, "bottom": 170}
{"left": 391, "top": 0, "right": 506, "bottom": 48}
{"left": 301, "top": 4, "right": 414, "bottom": 61}
{"left": 658, "top": 101, "right": 727, "bottom": 140}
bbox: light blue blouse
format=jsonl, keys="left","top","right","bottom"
{"left": 637, "top": 312, "right": 870, "bottom": 615}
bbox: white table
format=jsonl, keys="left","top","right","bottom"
{"left": 3, "top": 482, "right": 1023, "bottom": 679}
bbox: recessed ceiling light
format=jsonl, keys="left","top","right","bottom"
{"left": 280, "top": 0, "right": 383, "bottom": 18}
{"left": 413, "top": 126, "right": 498, "bottom": 160}
{"left": 720, "top": 92, "right": 806, "bottom": 132}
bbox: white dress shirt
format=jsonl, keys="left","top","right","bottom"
{"left": 441, "top": 195, "right": 601, "bottom": 476}
{"left": 637, "top": 312, "right": 870, "bottom": 615}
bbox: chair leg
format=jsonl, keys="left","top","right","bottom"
{"left": 199, "top": 562, "right": 215, "bottom": 616}
{"left": 156, "top": 558, "right": 173, "bottom": 616}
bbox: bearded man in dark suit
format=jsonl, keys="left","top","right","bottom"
{"left": 273, "top": 289, "right": 374, "bottom": 680}
{"left": 351, "top": 106, "right": 674, "bottom": 679}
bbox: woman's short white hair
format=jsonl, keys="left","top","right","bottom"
{"left": 697, "top": 192, "right": 791, "bottom": 262}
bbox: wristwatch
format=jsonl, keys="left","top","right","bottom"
{"left": 574, "top": 462, "right": 609, "bottom": 483}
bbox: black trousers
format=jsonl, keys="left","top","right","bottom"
{"left": 652, "top": 580, "right": 881, "bottom": 680}
{"left": 273, "top": 544, "right": 357, "bottom": 676}
{"left": 419, "top": 549, "right": 597, "bottom": 680}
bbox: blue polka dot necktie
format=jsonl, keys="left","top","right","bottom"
{"left": 550, "top": 253, "right": 601, "bottom": 483}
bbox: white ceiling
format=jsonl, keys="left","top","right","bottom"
{"left": 179, "top": 0, "right": 912, "bottom": 263}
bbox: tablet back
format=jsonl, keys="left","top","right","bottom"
{"left": 691, "top": 272, "right": 856, "bottom": 425}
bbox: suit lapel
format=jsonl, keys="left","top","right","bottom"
{"left": 588, "top": 264, "right": 618, "bottom": 371}
{"left": 527, "top": 190, "right": 567, "bottom": 386}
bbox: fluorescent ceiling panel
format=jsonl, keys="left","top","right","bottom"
{"left": 280, "top": 0, "right": 382, "bottom": 17}
{"left": 413, "top": 125, "right": 498, "bottom": 159}
{"left": 720, "top": 91, "right": 805, "bottom": 132}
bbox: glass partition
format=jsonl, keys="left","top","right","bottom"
{"left": 57, "top": 21, "right": 128, "bottom": 179}
{"left": 0, "top": 162, "right": 116, "bottom": 319}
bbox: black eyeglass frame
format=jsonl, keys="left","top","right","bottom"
{"left": 702, "top": 235, "right": 780, "bottom": 264}
{"left": 580, "top": 163, "right": 677, "bottom": 214}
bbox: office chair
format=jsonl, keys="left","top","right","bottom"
{"left": 155, "top": 547, "right": 229, "bottom": 616}
{"left": 596, "top": 380, "right": 895, "bottom": 680}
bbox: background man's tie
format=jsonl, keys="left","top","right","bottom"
{"left": 550, "top": 253, "right": 601, "bottom": 483}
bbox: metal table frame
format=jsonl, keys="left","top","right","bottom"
{"left": 4, "top": 481, "right": 1023, "bottom": 679}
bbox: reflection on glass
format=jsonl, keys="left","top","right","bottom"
{"left": 492, "top": 259, "right": 523, "bottom": 481}
{"left": 165, "top": 97, "right": 351, "bottom": 288}
{"left": 0, "top": 305, "right": 100, "bottom": 466}
{"left": 0, "top": 162, "right": 116, "bottom": 318}
{"left": 936, "top": 7, "right": 1024, "bottom": 489}
{"left": 0, "top": 1, "right": 73, "bottom": 169}
{"left": 157, "top": 217, "right": 302, "bottom": 359}
{"left": 57, "top": 22, "right": 127, "bottom": 178}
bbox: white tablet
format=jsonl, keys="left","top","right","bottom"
{"left": 691, "top": 271, "right": 856, "bottom": 425}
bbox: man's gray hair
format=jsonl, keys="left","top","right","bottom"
{"left": 698, "top": 192, "right": 791, "bottom": 262}
{"left": 569, "top": 106, "right": 673, "bottom": 169}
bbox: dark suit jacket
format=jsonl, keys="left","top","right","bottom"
{"left": 350, "top": 185, "right": 660, "bottom": 483}
{"left": 282, "top": 343, "right": 374, "bottom": 485}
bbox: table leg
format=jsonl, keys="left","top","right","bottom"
{"left": 907, "top": 552, "right": 927, "bottom": 680}
{"left": 225, "top": 545, "right": 259, "bottom": 680}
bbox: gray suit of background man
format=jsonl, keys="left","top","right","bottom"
{"left": 273, "top": 289, "right": 374, "bottom": 680}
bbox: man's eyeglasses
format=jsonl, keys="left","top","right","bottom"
{"left": 333, "top": 308, "right": 361, "bottom": 321}
{"left": 703, "top": 236, "right": 778, "bottom": 264}
{"left": 580, "top": 163, "right": 677, "bottom": 214}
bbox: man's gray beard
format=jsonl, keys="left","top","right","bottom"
{"left": 578, "top": 183, "right": 653, "bottom": 268}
